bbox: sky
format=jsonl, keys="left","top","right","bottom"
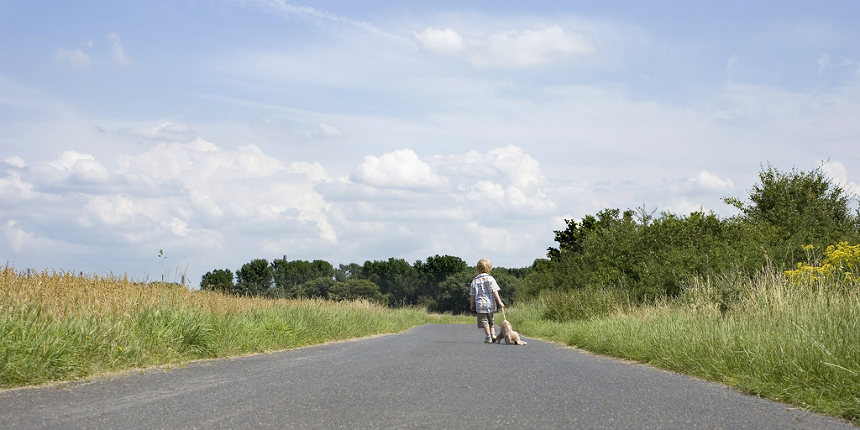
{"left": 2, "top": 0, "right": 859, "bottom": 285}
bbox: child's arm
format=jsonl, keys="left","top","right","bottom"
{"left": 492, "top": 290, "right": 504, "bottom": 308}
{"left": 469, "top": 294, "right": 476, "bottom": 311}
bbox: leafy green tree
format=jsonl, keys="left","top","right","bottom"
{"left": 413, "top": 254, "right": 468, "bottom": 307}
{"left": 724, "top": 164, "right": 859, "bottom": 263}
{"left": 434, "top": 270, "right": 475, "bottom": 314}
{"left": 199, "top": 269, "right": 233, "bottom": 292}
{"left": 235, "top": 259, "right": 273, "bottom": 296}
{"left": 328, "top": 279, "right": 388, "bottom": 305}
{"left": 547, "top": 209, "right": 635, "bottom": 260}
{"left": 532, "top": 206, "right": 774, "bottom": 299}
{"left": 334, "top": 263, "right": 363, "bottom": 282}
{"left": 362, "top": 258, "right": 418, "bottom": 306}
{"left": 271, "top": 259, "right": 335, "bottom": 297}
{"left": 299, "top": 276, "right": 336, "bottom": 299}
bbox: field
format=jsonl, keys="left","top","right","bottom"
{"left": 0, "top": 264, "right": 467, "bottom": 388}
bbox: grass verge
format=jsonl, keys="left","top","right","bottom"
{"left": 508, "top": 272, "right": 860, "bottom": 424}
{"left": 1, "top": 265, "right": 468, "bottom": 388}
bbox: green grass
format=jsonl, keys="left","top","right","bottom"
{"left": 509, "top": 272, "right": 860, "bottom": 423}
{"left": 0, "top": 265, "right": 470, "bottom": 388}
{"left": 1, "top": 298, "right": 467, "bottom": 388}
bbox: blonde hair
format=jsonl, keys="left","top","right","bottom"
{"left": 476, "top": 259, "right": 492, "bottom": 274}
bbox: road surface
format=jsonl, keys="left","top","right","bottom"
{"left": 0, "top": 324, "right": 853, "bottom": 429}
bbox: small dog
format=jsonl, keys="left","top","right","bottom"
{"left": 493, "top": 319, "right": 527, "bottom": 345}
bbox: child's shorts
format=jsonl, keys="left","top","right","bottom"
{"left": 477, "top": 312, "right": 494, "bottom": 328}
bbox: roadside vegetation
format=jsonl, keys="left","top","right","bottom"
{"left": 508, "top": 164, "right": 860, "bottom": 423}
{"left": 0, "top": 267, "right": 467, "bottom": 388}
{"left": 508, "top": 269, "right": 860, "bottom": 422}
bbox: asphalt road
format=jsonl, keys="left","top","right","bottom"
{"left": 0, "top": 324, "right": 853, "bottom": 429}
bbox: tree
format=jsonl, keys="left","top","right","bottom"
{"left": 334, "top": 263, "right": 363, "bottom": 282}
{"left": 434, "top": 270, "right": 475, "bottom": 314}
{"left": 547, "top": 209, "right": 634, "bottom": 260}
{"left": 328, "top": 279, "right": 388, "bottom": 305}
{"left": 200, "top": 269, "right": 233, "bottom": 292}
{"left": 299, "top": 276, "right": 336, "bottom": 299}
{"left": 413, "top": 255, "right": 468, "bottom": 304}
{"left": 271, "top": 259, "right": 335, "bottom": 297}
{"left": 235, "top": 259, "right": 273, "bottom": 296}
{"left": 724, "top": 164, "right": 859, "bottom": 253}
{"left": 362, "top": 258, "right": 418, "bottom": 306}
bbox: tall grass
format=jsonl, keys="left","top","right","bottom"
{"left": 1, "top": 265, "right": 465, "bottom": 388}
{"left": 510, "top": 270, "right": 860, "bottom": 422}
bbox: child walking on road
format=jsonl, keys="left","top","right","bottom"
{"left": 470, "top": 259, "right": 505, "bottom": 343}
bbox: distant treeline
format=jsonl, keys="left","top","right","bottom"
{"left": 203, "top": 164, "right": 860, "bottom": 313}
{"left": 201, "top": 254, "right": 530, "bottom": 314}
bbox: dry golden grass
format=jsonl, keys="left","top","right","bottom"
{"left": 1, "top": 264, "right": 320, "bottom": 318}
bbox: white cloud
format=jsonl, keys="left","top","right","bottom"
{"left": 2, "top": 136, "right": 338, "bottom": 258}
{"left": 467, "top": 180, "right": 505, "bottom": 201}
{"left": 412, "top": 27, "right": 466, "bottom": 54}
{"left": 4, "top": 156, "right": 26, "bottom": 168}
{"left": 118, "top": 122, "right": 194, "bottom": 141}
{"left": 661, "top": 198, "right": 705, "bottom": 216}
{"left": 238, "top": 0, "right": 401, "bottom": 42}
{"left": 313, "top": 122, "right": 344, "bottom": 139}
{"left": 466, "top": 222, "right": 517, "bottom": 253}
{"left": 53, "top": 48, "right": 92, "bottom": 69}
{"left": 3, "top": 220, "right": 85, "bottom": 255}
{"left": 821, "top": 161, "right": 860, "bottom": 196}
{"left": 413, "top": 25, "right": 597, "bottom": 69}
{"left": 288, "top": 161, "right": 331, "bottom": 183}
{"left": 108, "top": 33, "right": 133, "bottom": 65}
{"left": 351, "top": 149, "right": 449, "bottom": 190}
{"left": 689, "top": 171, "right": 735, "bottom": 192}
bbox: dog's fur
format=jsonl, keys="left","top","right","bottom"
{"left": 492, "top": 319, "right": 527, "bottom": 345}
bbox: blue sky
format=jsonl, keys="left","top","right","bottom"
{"left": 2, "top": 0, "right": 859, "bottom": 284}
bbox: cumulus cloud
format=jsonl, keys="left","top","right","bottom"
{"left": 53, "top": 48, "right": 92, "bottom": 69}
{"left": 688, "top": 171, "right": 734, "bottom": 192}
{"left": 428, "top": 145, "right": 555, "bottom": 214}
{"left": 466, "top": 222, "right": 516, "bottom": 253}
{"left": 1, "top": 136, "right": 338, "bottom": 262}
{"left": 313, "top": 144, "right": 558, "bottom": 266}
{"left": 351, "top": 149, "right": 449, "bottom": 190}
{"left": 661, "top": 198, "right": 705, "bottom": 216}
{"left": 412, "top": 25, "right": 597, "bottom": 69}
{"left": 821, "top": 161, "right": 860, "bottom": 196}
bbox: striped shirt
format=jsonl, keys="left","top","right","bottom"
{"left": 470, "top": 273, "right": 500, "bottom": 313}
